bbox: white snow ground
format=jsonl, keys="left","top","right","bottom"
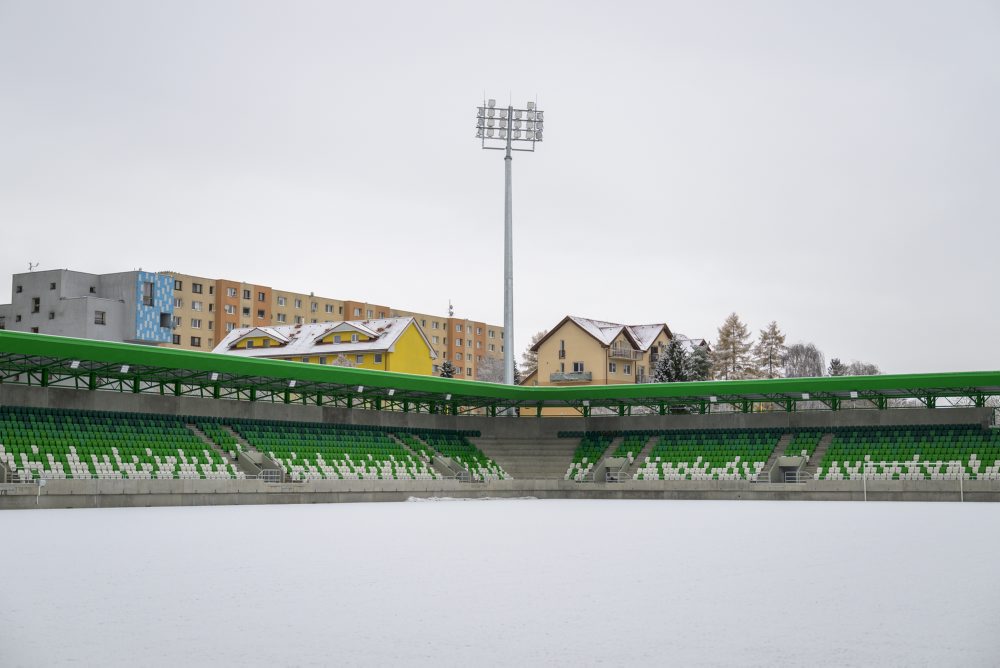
{"left": 1, "top": 500, "right": 998, "bottom": 667}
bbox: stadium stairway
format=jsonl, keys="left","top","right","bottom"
{"left": 388, "top": 433, "right": 455, "bottom": 479}
{"left": 186, "top": 423, "right": 261, "bottom": 478}
{"left": 800, "top": 433, "right": 835, "bottom": 479}
{"left": 220, "top": 425, "right": 283, "bottom": 476}
{"left": 623, "top": 436, "right": 659, "bottom": 478}
{"left": 759, "top": 433, "right": 795, "bottom": 481}
{"left": 471, "top": 437, "right": 577, "bottom": 479}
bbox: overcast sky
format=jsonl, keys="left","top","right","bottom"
{"left": 1, "top": 1, "right": 998, "bottom": 373}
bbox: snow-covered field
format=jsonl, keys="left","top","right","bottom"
{"left": 2, "top": 500, "right": 998, "bottom": 667}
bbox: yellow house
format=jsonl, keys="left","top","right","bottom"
{"left": 211, "top": 317, "right": 436, "bottom": 375}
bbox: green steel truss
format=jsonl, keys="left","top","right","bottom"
{"left": 1, "top": 331, "right": 998, "bottom": 417}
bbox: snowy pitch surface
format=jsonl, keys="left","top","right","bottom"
{"left": 2, "top": 500, "right": 999, "bottom": 667}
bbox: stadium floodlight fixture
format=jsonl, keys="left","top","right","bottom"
{"left": 445, "top": 394, "right": 452, "bottom": 401}
{"left": 120, "top": 365, "right": 130, "bottom": 374}
{"left": 357, "top": 385, "right": 364, "bottom": 393}
{"left": 709, "top": 396, "right": 718, "bottom": 403}
{"left": 387, "top": 389, "right": 396, "bottom": 397}
{"left": 850, "top": 391, "right": 859, "bottom": 399}
{"left": 288, "top": 380, "right": 296, "bottom": 388}
{"left": 69, "top": 360, "right": 80, "bottom": 369}
{"left": 475, "top": 95, "right": 544, "bottom": 393}
{"left": 802, "top": 393, "right": 811, "bottom": 400}
{"left": 582, "top": 400, "right": 590, "bottom": 407}
{"left": 210, "top": 372, "right": 219, "bottom": 381}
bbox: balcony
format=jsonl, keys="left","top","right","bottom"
{"left": 558, "top": 349, "right": 566, "bottom": 359}
{"left": 550, "top": 371, "right": 592, "bottom": 383}
{"left": 608, "top": 346, "right": 642, "bottom": 360}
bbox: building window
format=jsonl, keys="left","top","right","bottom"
{"left": 276, "top": 313, "right": 286, "bottom": 323}
{"left": 173, "top": 316, "right": 182, "bottom": 328}
{"left": 172, "top": 334, "right": 181, "bottom": 345}
{"left": 257, "top": 309, "right": 265, "bottom": 319}
{"left": 16, "top": 315, "right": 22, "bottom": 322}
{"left": 240, "top": 289, "right": 249, "bottom": 300}
{"left": 489, "top": 330, "right": 495, "bottom": 338}
{"left": 455, "top": 352, "right": 463, "bottom": 361}
{"left": 310, "top": 302, "right": 317, "bottom": 312}
{"left": 262, "top": 339, "right": 270, "bottom": 348}
{"left": 456, "top": 324, "right": 462, "bottom": 332}
{"left": 191, "top": 319, "right": 201, "bottom": 329}
{"left": 355, "top": 354, "right": 364, "bottom": 364}
{"left": 374, "top": 354, "right": 383, "bottom": 364}
{"left": 191, "top": 283, "right": 203, "bottom": 294}
{"left": 242, "top": 307, "right": 250, "bottom": 317}
{"left": 432, "top": 322, "right": 439, "bottom": 329}
{"left": 48, "top": 311, "right": 55, "bottom": 320}
{"left": 30, "top": 327, "right": 39, "bottom": 333}
{"left": 246, "top": 340, "right": 255, "bottom": 349}
{"left": 466, "top": 368, "right": 472, "bottom": 376}
{"left": 456, "top": 339, "right": 462, "bottom": 347}
{"left": 192, "top": 301, "right": 202, "bottom": 311}
{"left": 366, "top": 309, "right": 373, "bottom": 318}
{"left": 49, "top": 282, "right": 56, "bottom": 290}
{"left": 609, "top": 362, "right": 617, "bottom": 373}
{"left": 15, "top": 285, "right": 22, "bottom": 293}
{"left": 89, "top": 286, "right": 96, "bottom": 294}
{"left": 141, "top": 282, "right": 154, "bottom": 306}
{"left": 174, "top": 280, "right": 183, "bottom": 291}
{"left": 225, "top": 304, "right": 235, "bottom": 315}
{"left": 208, "top": 321, "right": 213, "bottom": 330}
{"left": 325, "top": 304, "right": 333, "bottom": 313}
{"left": 319, "top": 356, "right": 327, "bottom": 365}
{"left": 433, "top": 365, "right": 440, "bottom": 374}
{"left": 432, "top": 336, "right": 439, "bottom": 344}
{"left": 624, "top": 364, "right": 632, "bottom": 375}
{"left": 31, "top": 297, "right": 40, "bottom": 313}
{"left": 174, "top": 298, "right": 184, "bottom": 308}
{"left": 0, "top": 316, "right": 5, "bottom": 330}
{"left": 476, "top": 327, "right": 482, "bottom": 335}
{"left": 227, "top": 287, "right": 237, "bottom": 298}
{"left": 573, "top": 362, "right": 585, "bottom": 373}
{"left": 349, "top": 333, "right": 357, "bottom": 343}
{"left": 476, "top": 341, "right": 482, "bottom": 349}
{"left": 488, "top": 344, "right": 495, "bottom": 352}
{"left": 338, "top": 306, "right": 343, "bottom": 314}
{"left": 225, "top": 322, "right": 235, "bottom": 332}
{"left": 333, "top": 334, "right": 342, "bottom": 343}
{"left": 208, "top": 286, "right": 214, "bottom": 295}
{"left": 277, "top": 296, "right": 286, "bottom": 307}
{"left": 190, "top": 336, "right": 201, "bottom": 347}
{"left": 294, "top": 299, "right": 302, "bottom": 309}
{"left": 258, "top": 292, "right": 265, "bottom": 302}
{"left": 294, "top": 316, "right": 303, "bottom": 324}
{"left": 443, "top": 337, "right": 448, "bottom": 345}
{"left": 94, "top": 311, "right": 106, "bottom": 325}
{"left": 354, "top": 308, "right": 361, "bottom": 317}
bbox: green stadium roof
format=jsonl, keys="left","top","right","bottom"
{"left": 1, "top": 331, "right": 998, "bottom": 416}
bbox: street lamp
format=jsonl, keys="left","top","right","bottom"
{"left": 475, "top": 97, "right": 544, "bottom": 387}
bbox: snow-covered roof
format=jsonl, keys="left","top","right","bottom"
{"left": 212, "top": 317, "right": 436, "bottom": 360}
{"left": 672, "top": 334, "right": 709, "bottom": 352}
{"left": 534, "top": 316, "right": 674, "bottom": 352}
{"left": 230, "top": 327, "right": 291, "bottom": 346}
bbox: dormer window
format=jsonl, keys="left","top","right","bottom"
{"left": 334, "top": 334, "right": 342, "bottom": 343}
{"left": 351, "top": 333, "right": 358, "bottom": 343}
{"left": 246, "top": 340, "right": 254, "bottom": 349}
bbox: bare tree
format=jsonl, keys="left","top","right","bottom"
{"left": 520, "top": 329, "right": 548, "bottom": 377}
{"left": 846, "top": 360, "right": 881, "bottom": 376}
{"left": 712, "top": 313, "right": 754, "bottom": 380}
{"left": 753, "top": 321, "right": 786, "bottom": 379}
{"left": 475, "top": 355, "right": 505, "bottom": 383}
{"left": 783, "top": 343, "right": 825, "bottom": 378}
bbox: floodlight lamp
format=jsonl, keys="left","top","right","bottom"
{"left": 445, "top": 394, "right": 452, "bottom": 401}
{"left": 850, "top": 391, "right": 859, "bottom": 399}
{"left": 514, "top": 110, "right": 522, "bottom": 119}
{"left": 802, "top": 393, "right": 810, "bottom": 400}
{"left": 288, "top": 380, "right": 296, "bottom": 388}
{"left": 582, "top": 400, "right": 590, "bottom": 407}
{"left": 120, "top": 365, "right": 130, "bottom": 374}
{"left": 487, "top": 119, "right": 495, "bottom": 127}
{"left": 709, "top": 396, "right": 718, "bottom": 403}
{"left": 500, "top": 129, "right": 507, "bottom": 138}
{"left": 387, "top": 389, "right": 396, "bottom": 397}
{"left": 487, "top": 129, "right": 495, "bottom": 137}
{"left": 210, "top": 372, "right": 219, "bottom": 381}
{"left": 536, "top": 111, "right": 544, "bottom": 120}
{"left": 514, "top": 120, "right": 521, "bottom": 129}
{"left": 500, "top": 109, "right": 508, "bottom": 118}
{"left": 527, "top": 101, "right": 535, "bottom": 110}
{"left": 488, "top": 98, "right": 496, "bottom": 108}
{"left": 487, "top": 108, "right": 495, "bottom": 117}
{"left": 476, "top": 118, "right": 484, "bottom": 128}
{"left": 476, "top": 129, "right": 484, "bottom": 138}
{"left": 513, "top": 130, "right": 521, "bottom": 139}
{"left": 477, "top": 107, "right": 485, "bottom": 117}
{"left": 70, "top": 360, "right": 81, "bottom": 369}
{"left": 535, "top": 131, "right": 543, "bottom": 140}
{"left": 357, "top": 385, "right": 364, "bottom": 393}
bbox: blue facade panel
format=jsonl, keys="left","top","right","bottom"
{"left": 134, "top": 272, "right": 174, "bottom": 343}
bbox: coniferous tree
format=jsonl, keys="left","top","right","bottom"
{"left": 711, "top": 313, "right": 754, "bottom": 380}
{"left": 520, "top": 330, "right": 548, "bottom": 377}
{"left": 783, "top": 343, "right": 825, "bottom": 378}
{"left": 439, "top": 360, "right": 457, "bottom": 378}
{"left": 753, "top": 321, "right": 787, "bottom": 379}
{"left": 828, "top": 358, "right": 847, "bottom": 376}
{"left": 686, "top": 344, "right": 712, "bottom": 381}
{"left": 654, "top": 339, "right": 690, "bottom": 382}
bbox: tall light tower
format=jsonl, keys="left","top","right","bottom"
{"left": 475, "top": 97, "right": 544, "bottom": 387}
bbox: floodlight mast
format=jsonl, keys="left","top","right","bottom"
{"left": 475, "top": 98, "right": 543, "bottom": 392}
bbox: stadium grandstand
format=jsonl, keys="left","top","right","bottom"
{"left": 1, "top": 330, "right": 999, "bottom": 507}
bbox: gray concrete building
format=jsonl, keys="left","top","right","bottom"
{"left": 0, "top": 269, "right": 174, "bottom": 344}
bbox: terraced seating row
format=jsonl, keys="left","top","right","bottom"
{"left": 417, "top": 432, "right": 508, "bottom": 481}
{"left": 564, "top": 434, "right": 612, "bottom": 481}
{"left": 195, "top": 421, "right": 242, "bottom": 459}
{"left": 634, "top": 429, "right": 780, "bottom": 481}
{"left": 228, "top": 420, "right": 438, "bottom": 481}
{"left": 0, "top": 406, "right": 242, "bottom": 480}
{"left": 817, "top": 424, "right": 1000, "bottom": 481}
{"left": 612, "top": 434, "right": 648, "bottom": 464}
{"left": 785, "top": 431, "right": 823, "bottom": 459}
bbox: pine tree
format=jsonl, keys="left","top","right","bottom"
{"left": 711, "top": 313, "right": 753, "bottom": 380}
{"left": 654, "top": 339, "right": 689, "bottom": 382}
{"left": 513, "top": 360, "right": 522, "bottom": 385}
{"left": 828, "top": 358, "right": 847, "bottom": 376}
{"left": 439, "top": 360, "right": 456, "bottom": 378}
{"left": 753, "top": 321, "right": 787, "bottom": 379}
{"left": 686, "top": 344, "right": 712, "bottom": 381}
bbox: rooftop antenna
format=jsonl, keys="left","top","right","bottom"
{"left": 448, "top": 300, "right": 454, "bottom": 317}
{"left": 28, "top": 262, "right": 39, "bottom": 272}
